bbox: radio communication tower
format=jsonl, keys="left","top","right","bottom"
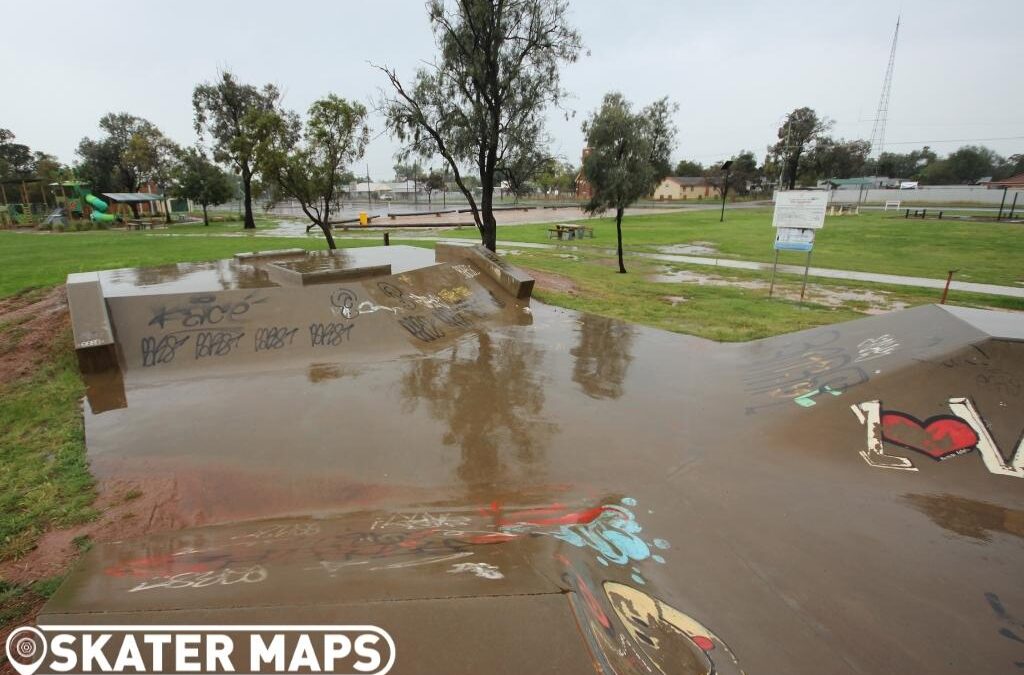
{"left": 869, "top": 17, "right": 900, "bottom": 157}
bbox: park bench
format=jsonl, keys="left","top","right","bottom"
{"left": 904, "top": 208, "right": 944, "bottom": 220}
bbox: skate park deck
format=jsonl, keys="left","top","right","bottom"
{"left": 42, "top": 243, "right": 1024, "bottom": 674}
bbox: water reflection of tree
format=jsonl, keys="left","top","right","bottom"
{"left": 129, "top": 263, "right": 187, "bottom": 287}
{"left": 399, "top": 332, "right": 555, "bottom": 499}
{"left": 570, "top": 314, "right": 636, "bottom": 400}
{"left": 127, "top": 260, "right": 270, "bottom": 291}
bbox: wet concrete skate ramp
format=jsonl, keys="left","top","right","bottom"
{"left": 47, "top": 246, "right": 1024, "bottom": 675}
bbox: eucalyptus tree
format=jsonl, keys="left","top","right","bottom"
{"left": 770, "top": 107, "right": 831, "bottom": 189}
{"left": 171, "top": 148, "right": 235, "bottom": 226}
{"left": 193, "top": 72, "right": 280, "bottom": 229}
{"left": 377, "top": 0, "right": 583, "bottom": 251}
{"left": 252, "top": 95, "right": 370, "bottom": 249}
{"left": 581, "top": 93, "right": 677, "bottom": 273}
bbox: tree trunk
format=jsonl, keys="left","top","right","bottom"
{"left": 480, "top": 171, "right": 497, "bottom": 252}
{"left": 202, "top": 203, "right": 209, "bottom": 226}
{"left": 787, "top": 149, "right": 802, "bottom": 190}
{"left": 615, "top": 207, "right": 626, "bottom": 274}
{"left": 241, "top": 162, "right": 256, "bottom": 229}
{"left": 318, "top": 222, "right": 337, "bottom": 250}
{"left": 164, "top": 198, "right": 172, "bottom": 224}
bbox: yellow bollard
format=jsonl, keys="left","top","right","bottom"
{"left": 359, "top": 211, "right": 368, "bottom": 226}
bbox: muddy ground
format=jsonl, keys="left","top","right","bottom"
{"left": 649, "top": 267, "right": 911, "bottom": 314}
{"left": 0, "top": 290, "right": 189, "bottom": 587}
{"left": 0, "top": 287, "right": 68, "bottom": 386}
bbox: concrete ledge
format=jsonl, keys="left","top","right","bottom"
{"left": 66, "top": 272, "right": 118, "bottom": 374}
{"left": 66, "top": 272, "right": 114, "bottom": 349}
{"left": 435, "top": 243, "right": 535, "bottom": 299}
{"left": 265, "top": 261, "right": 392, "bottom": 286}
{"left": 234, "top": 248, "right": 307, "bottom": 261}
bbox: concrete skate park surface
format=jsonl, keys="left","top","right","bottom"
{"left": 43, "top": 243, "right": 1024, "bottom": 674}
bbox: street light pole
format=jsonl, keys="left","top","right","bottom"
{"left": 719, "top": 160, "right": 733, "bottom": 223}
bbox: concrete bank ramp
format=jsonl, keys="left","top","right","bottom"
{"left": 46, "top": 244, "right": 1024, "bottom": 675}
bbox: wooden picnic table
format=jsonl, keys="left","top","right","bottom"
{"left": 547, "top": 223, "right": 594, "bottom": 240}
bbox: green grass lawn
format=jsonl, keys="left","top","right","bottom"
{"left": 0, "top": 223, "right": 339, "bottom": 298}
{"left": 509, "top": 249, "right": 1023, "bottom": 342}
{"left": 430, "top": 208, "right": 1024, "bottom": 286}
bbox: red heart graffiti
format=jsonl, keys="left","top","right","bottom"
{"left": 881, "top": 412, "right": 979, "bottom": 460}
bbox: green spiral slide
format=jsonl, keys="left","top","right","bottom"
{"left": 83, "top": 191, "right": 117, "bottom": 223}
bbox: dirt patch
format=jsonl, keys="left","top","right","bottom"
{"left": 0, "top": 590, "right": 46, "bottom": 666}
{"left": 520, "top": 267, "right": 579, "bottom": 296}
{"left": 649, "top": 267, "right": 910, "bottom": 314}
{"left": 0, "top": 287, "right": 69, "bottom": 386}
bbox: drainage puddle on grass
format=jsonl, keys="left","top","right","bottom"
{"left": 648, "top": 267, "right": 909, "bottom": 314}
{"left": 656, "top": 243, "right": 719, "bottom": 255}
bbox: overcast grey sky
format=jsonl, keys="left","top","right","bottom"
{"left": 2, "top": 0, "right": 1022, "bottom": 178}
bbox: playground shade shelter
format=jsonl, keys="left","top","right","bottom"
{"left": 102, "top": 192, "right": 165, "bottom": 202}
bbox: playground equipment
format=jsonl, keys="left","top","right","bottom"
{"left": 84, "top": 192, "right": 117, "bottom": 223}
{"left": 76, "top": 186, "right": 118, "bottom": 223}
{"left": 0, "top": 177, "right": 49, "bottom": 226}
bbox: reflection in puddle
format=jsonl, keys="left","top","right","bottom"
{"left": 903, "top": 493, "right": 1024, "bottom": 541}
{"left": 98, "top": 247, "right": 437, "bottom": 297}
{"left": 399, "top": 332, "right": 556, "bottom": 500}
{"left": 571, "top": 314, "right": 636, "bottom": 400}
{"left": 82, "top": 367, "right": 127, "bottom": 413}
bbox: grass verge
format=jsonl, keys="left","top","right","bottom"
{"left": 0, "top": 328, "right": 94, "bottom": 561}
{"left": 509, "top": 248, "right": 1023, "bottom": 341}
{"left": 433, "top": 207, "right": 1024, "bottom": 286}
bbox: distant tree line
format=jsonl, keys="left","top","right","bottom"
{"left": 0, "top": 129, "right": 63, "bottom": 203}
{"left": 6, "top": 0, "right": 1023, "bottom": 249}
{"left": 669, "top": 107, "right": 1023, "bottom": 192}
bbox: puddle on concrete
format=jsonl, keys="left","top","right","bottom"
{"left": 902, "top": 493, "right": 1024, "bottom": 542}
{"left": 98, "top": 246, "right": 436, "bottom": 297}
{"left": 648, "top": 267, "right": 909, "bottom": 314}
{"left": 43, "top": 248, "right": 1024, "bottom": 675}
{"left": 657, "top": 242, "right": 718, "bottom": 256}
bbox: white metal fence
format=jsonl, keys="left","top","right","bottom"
{"left": 829, "top": 185, "right": 1013, "bottom": 205}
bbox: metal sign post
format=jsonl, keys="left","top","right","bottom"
{"left": 770, "top": 191, "right": 829, "bottom": 302}
{"left": 768, "top": 250, "right": 780, "bottom": 297}
{"left": 800, "top": 249, "right": 813, "bottom": 303}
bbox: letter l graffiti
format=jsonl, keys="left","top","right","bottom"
{"left": 851, "top": 400, "right": 917, "bottom": 471}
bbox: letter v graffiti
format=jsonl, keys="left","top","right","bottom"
{"left": 851, "top": 398, "right": 1024, "bottom": 477}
